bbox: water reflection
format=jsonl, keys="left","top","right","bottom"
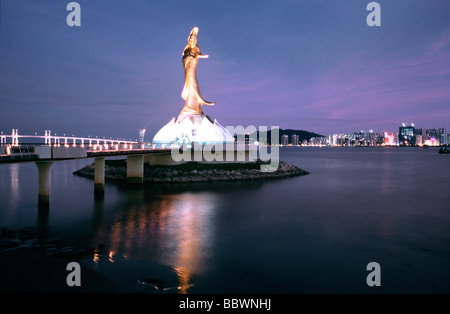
{"left": 166, "top": 193, "right": 217, "bottom": 293}
{"left": 90, "top": 184, "right": 220, "bottom": 293}
{"left": 378, "top": 153, "right": 396, "bottom": 242}
{"left": 92, "top": 193, "right": 105, "bottom": 264}
{"left": 9, "top": 164, "right": 20, "bottom": 211}
{"left": 36, "top": 207, "right": 49, "bottom": 243}
{"left": 1, "top": 149, "right": 448, "bottom": 293}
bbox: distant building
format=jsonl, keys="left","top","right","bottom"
{"left": 310, "top": 137, "right": 327, "bottom": 146}
{"left": 399, "top": 125, "right": 415, "bottom": 146}
{"left": 438, "top": 128, "right": 448, "bottom": 145}
{"left": 354, "top": 129, "right": 378, "bottom": 146}
{"left": 281, "top": 134, "right": 289, "bottom": 146}
{"left": 291, "top": 134, "right": 299, "bottom": 146}
{"left": 139, "top": 129, "right": 146, "bottom": 144}
{"left": 424, "top": 128, "right": 445, "bottom": 146}
{"left": 416, "top": 128, "right": 427, "bottom": 141}
{"left": 384, "top": 132, "right": 398, "bottom": 146}
{"left": 427, "top": 128, "right": 439, "bottom": 141}
{"left": 415, "top": 134, "right": 423, "bottom": 146}
{"left": 328, "top": 134, "right": 346, "bottom": 146}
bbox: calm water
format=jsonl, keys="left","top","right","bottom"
{"left": 0, "top": 147, "right": 449, "bottom": 293}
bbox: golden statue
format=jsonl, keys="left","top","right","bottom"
{"left": 180, "top": 27, "right": 215, "bottom": 115}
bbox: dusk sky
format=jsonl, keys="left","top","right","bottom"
{"left": 1, "top": 0, "right": 449, "bottom": 141}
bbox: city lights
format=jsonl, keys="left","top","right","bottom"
{"left": 280, "top": 124, "right": 448, "bottom": 147}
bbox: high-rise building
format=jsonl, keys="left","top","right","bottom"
{"left": 384, "top": 132, "right": 398, "bottom": 146}
{"left": 425, "top": 128, "right": 442, "bottom": 145}
{"left": 291, "top": 134, "right": 299, "bottom": 146}
{"left": 415, "top": 135, "right": 423, "bottom": 146}
{"left": 310, "top": 137, "right": 327, "bottom": 146}
{"left": 427, "top": 128, "right": 439, "bottom": 140}
{"left": 281, "top": 134, "right": 289, "bottom": 146}
{"left": 417, "top": 128, "right": 427, "bottom": 140}
{"left": 139, "top": 129, "right": 146, "bottom": 143}
{"left": 438, "top": 128, "right": 448, "bottom": 145}
{"left": 399, "top": 125, "right": 415, "bottom": 146}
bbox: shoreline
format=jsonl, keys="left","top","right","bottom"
{"left": 73, "top": 160, "right": 309, "bottom": 183}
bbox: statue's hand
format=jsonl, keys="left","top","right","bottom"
{"left": 199, "top": 54, "right": 209, "bottom": 58}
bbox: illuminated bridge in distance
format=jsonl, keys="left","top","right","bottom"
{"left": 1, "top": 129, "right": 142, "bottom": 151}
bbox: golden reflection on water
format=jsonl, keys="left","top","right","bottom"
{"left": 175, "top": 266, "right": 194, "bottom": 294}
{"left": 169, "top": 194, "right": 216, "bottom": 293}
{"left": 93, "top": 248, "right": 100, "bottom": 263}
{"left": 108, "top": 250, "right": 115, "bottom": 263}
{"left": 92, "top": 189, "right": 217, "bottom": 293}
{"left": 9, "top": 164, "right": 20, "bottom": 210}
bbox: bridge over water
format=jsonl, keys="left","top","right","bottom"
{"left": 0, "top": 129, "right": 173, "bottom": 209}
{"left": 1, "top": 129, "right": 257, "bottom": 209}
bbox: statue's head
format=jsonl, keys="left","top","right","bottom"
{"left": 188, "top": 27, "right": 199, "bottom": 47}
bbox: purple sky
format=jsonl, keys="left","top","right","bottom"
{"left": 1, "top": 0, "right": 449, "bottom": 141}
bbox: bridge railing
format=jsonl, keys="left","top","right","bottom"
{"left": 0, "top": 129, "right": 140, "bottom": 148}
{"left": 0, "top": 144, "right": 39, "bottom": 161}
{"left": 0, "top": 142, "right": 170, "bottom": 162}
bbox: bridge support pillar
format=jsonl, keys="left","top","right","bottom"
{"left": 35, "top": 161, "right": 53, "bottom": 209}
{"left": 94, "top": 157, "right": 105, "bottom": 194}
{"left": 127, "top": 155, "right": 143, "bottom": 184}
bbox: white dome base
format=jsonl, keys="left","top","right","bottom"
{"left": 152, "top": 114, "right": 234, "bottom": 146}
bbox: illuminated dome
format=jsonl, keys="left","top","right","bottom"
{"left": 152, "top": 114, "right": 234, "bottom": 146}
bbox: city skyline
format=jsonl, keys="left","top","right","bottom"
{"left": 281, "top": 124, "right": 449, "bottom": 147}
{"left": 1, "top": 1, "right": 449, "bottom": 140}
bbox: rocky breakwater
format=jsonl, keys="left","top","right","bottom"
{"left": 73, "top": 160, "right": 309, "bottom": 183}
